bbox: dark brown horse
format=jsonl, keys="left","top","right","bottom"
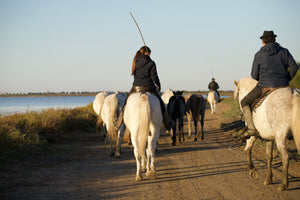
{"left": 167, "top": 91, "right": 186, "bottom": 146}
{"left": 186, "top": 94, "right": 206, "bottom": 141}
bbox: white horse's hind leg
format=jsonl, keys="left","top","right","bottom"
{"left": 213, "top": 102, "right": 217, "bottom": 113}
{"left": 146, "top": 134, "right": 158, "bottom": 179}
{"left": 276, "top": 137, "right": 289, "bottom": 191}
{"left": 210, "top": 102, "right": 214, "bottom": 114}
{"left": 115, "top": 124, "right": 125, "bottom": 158}
{"left": 133, "top": 145, "right": 143, "bottom": 181}
{"left": 264, "top": 140, "right": 274, "bottom": 185}
{"left": 245, "top": 136, "right": 258, "bottom": 179}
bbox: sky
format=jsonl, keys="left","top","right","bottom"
{"left": 1, "top": 0, "right": 300, "bottom": 94}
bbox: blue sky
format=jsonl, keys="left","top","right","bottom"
{"left": 1, "top": 0, "right": 299, "bottom": 93}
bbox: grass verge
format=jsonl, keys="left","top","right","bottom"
{"left": 0, "top": 103, "right": 97, "bottom": 165}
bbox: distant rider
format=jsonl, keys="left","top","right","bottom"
{"left": 208, "top": 78, "right": 221, "bottom": 102}
{"left": 241, "top": 30, "right": 298, "bottom": 140}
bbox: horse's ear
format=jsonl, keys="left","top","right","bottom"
{"left": 234, "top": 80, "right": 238, "bottom": 86}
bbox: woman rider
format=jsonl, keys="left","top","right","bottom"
{"left": 115, "top": 46, "right": 175, "bottom": 131}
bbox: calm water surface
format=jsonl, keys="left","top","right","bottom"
{"left": 0, "top": 96, "right": 95, "bottom": 115}
{"left": 0, "top": 95, "right": 231, "bottom": 115}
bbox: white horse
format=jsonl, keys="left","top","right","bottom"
{"left": 124, "top": 92, "right": 162, "bottom": 181}
{"left": 162, "top": 89, "right": 174, "bottom": 107}
{"left": 207, "top": 90, "right": 219, "bottom": 114}
{"left": 93, "top": 91, "right": 110, "bottom": 133}
{"left": 161, "top": 89, "right": 174, "bottom": 135}
{"left": 100, "top": 92, "right": 127, "bottom": 158}
{"left": 234, "top": 77, "right": 300, "bottom": 191}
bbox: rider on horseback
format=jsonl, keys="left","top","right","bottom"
{"left": 115, "top": 46, "right": 175, "bottom": 131}
{"left": 208, "top": 78, "right": 221, "bottom": 102}
{"left": 241, "top": 31, "right": 298, "bottom": 140}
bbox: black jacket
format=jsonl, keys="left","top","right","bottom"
{"left": 208, "top": 81, "right": 219, "bottom": 91}
{"left": 132, "top": 54, "right": 161, "bottom": 90}
{"left": 251, "top": 42, "right": 298, "bottom": 87}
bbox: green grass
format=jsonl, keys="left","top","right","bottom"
{"left": 0, "top": 103, "right": 97, "bottom": 163}
{"left": 221, "top": 96, "right": 240, "bottom": 119}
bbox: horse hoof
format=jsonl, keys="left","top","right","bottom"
{"left": 114, "top": 153, "right": 120, "bottom": 159}
{"left": 150, "top": 171, "right": 157, "bottom": 179}
{"left": 249, "top": 169, "right": 258, "bottom": 180}
{"left": 278, "top": 183, "right": 288, "bottom": 191}
{"left": 263, "top": 179, "right": 272, "bottom": 185}
{"left": 135, "top": 175, "right": 143, "bottom": 181}
{"left": 147, "top": 171, "right": 157, "bottom": 179}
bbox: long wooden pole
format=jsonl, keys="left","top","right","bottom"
{"left": 130, "top": 12, "right": 147, "bottom": 47}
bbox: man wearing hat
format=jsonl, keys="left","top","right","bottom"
{"left": 241, "top": 30, "right": 298, "bottom": 140}
{"left": 208, "top": 77, "right": 221, "bottom": 102}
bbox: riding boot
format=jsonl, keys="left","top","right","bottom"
{"left": 162, "top": 111, "right": 175, "bottom": 131}
{"left": 242, "top": 106, "right": 258, "bottom": 140}
{"left": 216, "top": 90, "right": 221, "bottom": 102}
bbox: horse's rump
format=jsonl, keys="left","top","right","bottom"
{"left": 186, "top": 94, "right": 205, "bottom": 118}
{"left": 292, "top": 89, "right": 300, "bottom": 153}
{"left": 124, "top": 92, "right": 162, "bottom": 158}
{"left": 167, "top": 94, "right": 186, "bottom": 117}
{"left": 101, "top": 94, "right": 119, "bottom": 142}
{"left": 124, "top": 92, "right": 162, "bottom": 180}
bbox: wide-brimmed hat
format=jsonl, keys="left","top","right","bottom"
{"left": 260, "top": 31, "right": 277, "bottom": 39}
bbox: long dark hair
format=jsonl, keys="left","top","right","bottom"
{"left": 131, "top": 46, "right": 151, "bottom": 75}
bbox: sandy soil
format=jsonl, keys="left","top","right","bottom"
{"left": 1, "top": 101, "right": 300, "bottom": 200}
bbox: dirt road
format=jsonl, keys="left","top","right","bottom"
{"left": 1, "top": 102, "right": 300, "bottom": 199}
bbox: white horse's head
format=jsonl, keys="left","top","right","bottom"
{"left": 162, "top": 89, "right": 174, "bottom": 105}
{"left": 234, "top": 77, "right": 258, "bottom": 102}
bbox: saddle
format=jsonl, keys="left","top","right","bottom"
{"left": 130, "top": 85, "right": 156, "bottom": 94}
{"left": 251, "top": 87, "right": 282, "bottom": 112}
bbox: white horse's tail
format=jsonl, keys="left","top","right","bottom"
{"left": 96, "top": 115, "right": 104, "bottom": 133}
{"left": 137, "top": 94, "right": 151, "bottom": 160}
{"left": 292, "top": 90, "right": 300, "bottom": 155}
{"left": 107, "top": 97, "right": 118, "bottom": 143}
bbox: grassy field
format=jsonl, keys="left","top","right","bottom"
{"left": 0, "top": 103, "right": 97, "bottom": 164}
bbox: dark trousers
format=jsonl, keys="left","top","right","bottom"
{"left": 241, "top": 85, "right": 263, "bottom": 108}
{"left": 216, "top": 90, "right": 220, "bottom": 101}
